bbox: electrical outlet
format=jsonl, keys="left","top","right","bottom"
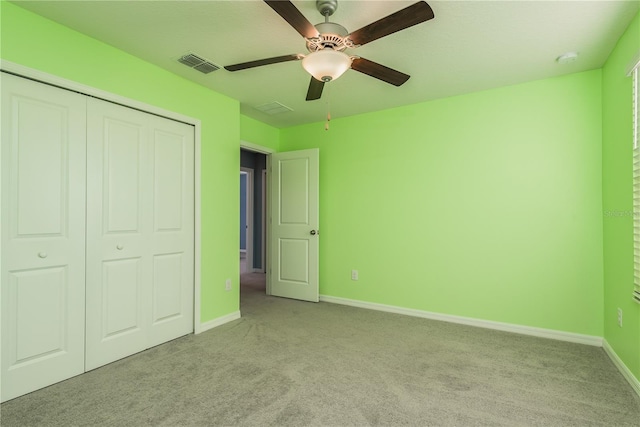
{"left": 617, "top": 308, "right": 623, "bottom": 327}
{"left": 351, "top": 269, "right": 359, "bottom": 281}
{"left": 225, "top": 279, "right": 232, "bottom": 291}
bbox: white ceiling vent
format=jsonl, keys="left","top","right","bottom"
{"left": 254, "top": 102, "right": 293, "bottom": 115}
{"left": 178, "top": 53, "right": 219, "bottom": 74}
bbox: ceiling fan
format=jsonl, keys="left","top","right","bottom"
{"left": 224, "top": 0, "right": 435, "bottom": 101}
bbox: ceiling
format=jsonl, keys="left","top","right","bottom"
{"left": 11, "top": 0, "right": 639, "bottom": 128}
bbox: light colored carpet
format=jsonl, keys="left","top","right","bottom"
{"left": 1, "top": 273, "right": 639, "bottom": 426}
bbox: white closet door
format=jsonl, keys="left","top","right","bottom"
{"left": 1, "top": 73, "right": 87, "bottom": 402}
{"left": 85, "top": 99, "right": 150, "bottom": 370}
{"left": 147, "top": 115, "right": 194, "bottom": 347}
{"left": 85, "top": 99, "right": 194, "bottom": 370}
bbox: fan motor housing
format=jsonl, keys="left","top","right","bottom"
{"left": 307, "top": 22, "right": 351, "bottom": 52}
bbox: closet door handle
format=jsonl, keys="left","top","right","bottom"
{"left": 116, "top": 245, "right": 124, "bottom": 250}
{"left": 38, "top": 252, "right": 48, "bottom": 259}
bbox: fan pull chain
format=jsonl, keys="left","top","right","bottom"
{"left": 325, "top": 83, "right": 331, "bottom": 131}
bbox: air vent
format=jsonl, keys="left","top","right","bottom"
{"left": 192, "top": 62, "right": 218, "bottom": 74}
{"left": 178, "top": 53, "right": 220, "bottom": 74}
{"left": 254, "top": 102, "right": 293, "bottom": 115}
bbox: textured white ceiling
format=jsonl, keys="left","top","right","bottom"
{"left": 12, "top": 0, "right": 640, "bottom": 128}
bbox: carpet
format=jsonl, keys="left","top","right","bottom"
{"left": 1, "top": 273, "right": 639, "bottom": 426}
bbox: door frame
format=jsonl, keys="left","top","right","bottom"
{"left": 261, "top": 168, "right": 267, "bottom": 273}
{"left": 0, "top": 60, "right": 206, "bottom": 333}
{"left": 240, "top": 141, "right": 275, "bottom": 294}
{"left": 240, "top": 167, "right": 254, "bottom": 274}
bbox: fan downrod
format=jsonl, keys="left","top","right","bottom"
{"left": 316, "top": 0, "right": 338, "bottom": 17}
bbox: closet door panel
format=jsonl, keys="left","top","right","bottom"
{"left": 153, "top": 128, "right": 184, "bottom": 231}
{"left": 152, "top": 253, "right": 183, "bottom": 321}
{"left": 101, "top": 257, "right": 143, "bottom": 337}
{"left": 86, "top": 99, "right": 150, "bottom": 371}
{"left": 13, "top": 100, "right": 66, "bottom": 235}
{"left": 148, "top": 117, "right": 194, "bottom": 346}
{"left": 104, "top": 119, "right": 143, "bottom": 233}
{"left": 1, "top": 73, "right": 86, "bottom": 402}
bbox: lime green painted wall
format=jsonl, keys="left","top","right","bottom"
{"left": 281, "top": 70, "right": 604, "bottom": 336}
{"left": 602, "top": 11, "right": 640, "bottom": 380}
{"left": 240, "top": 114, "right": 280, "bottom": 151}
{"left": 1, "top": 2, "right": 240, "bottom": 322}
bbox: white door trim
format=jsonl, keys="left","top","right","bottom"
{"left": 240, "top": 140, "right": 275, "bottom": 155}
{"left": 261, "top": 169, "right": 267, "bottom": 273}
{"left": 240, "top": 168, "right": 254, "bottom": 274}
{"left": 0, "top": 60, "right": 205, "bottom": 335}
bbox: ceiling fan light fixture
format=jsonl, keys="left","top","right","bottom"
{"left": 302, "top": 49, "right": 352, "bottom": 82}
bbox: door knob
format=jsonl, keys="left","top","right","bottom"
{"left": 38, "top": 252, "right": 48, "bottom": 258}
{"left": 310, "top": 230, "right": 317, "bottom": 235}
{"left": 116, "top": 245, "right": 124, "bottom": 250}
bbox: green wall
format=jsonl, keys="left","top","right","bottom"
{"left": 240, "top": 114, "right": 280, "bottom": 151}
{"left": 0, "top": 2, "right": 241, "bottom": 322}
{"left": 602, "top": 11, "right": 640, "bottom": 380}
{"left": 281, "top": 70, "right": 604, "bottom": 336}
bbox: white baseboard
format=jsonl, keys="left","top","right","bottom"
{"left": 603, "top": 339, "right": 640, "bottom": 398}
{"left": 196, "top": 311, "right": 241, "bottom": 334}
{"left": 319, "top": 295, "right": 602, "bottom": 346}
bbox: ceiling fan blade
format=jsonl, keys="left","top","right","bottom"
{"left": 306, "top": 77, "right": 325, "bottom": 101}
{"left": 264, "top": 0, "right": 320, "bottom": 39}
{"left": 224, "top": 54, "right": 301, "bottom": 71}
{"left": 351, "top": 58, "right": 410, "bottom": 86}
{"left": 347, "top": 1, "right": 434, "bottom": 46}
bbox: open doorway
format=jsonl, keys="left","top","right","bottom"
{"left": 240, "top": 148, "right": 268, "bottom": 298}
{"left": 239, "top": 144, "right": 320, "bottom": 304}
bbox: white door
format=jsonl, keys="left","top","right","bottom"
{"left": 1, "top": 73, "right": 87, "bottom": 402}
{"left": 85, "top": 99, "right": 194, "bottom": 370}
{"left": 147, "top": 115, "right": 194, "bottom": 348}
{"left": 270, "top": 149, "right": 319, "bottom": 302}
